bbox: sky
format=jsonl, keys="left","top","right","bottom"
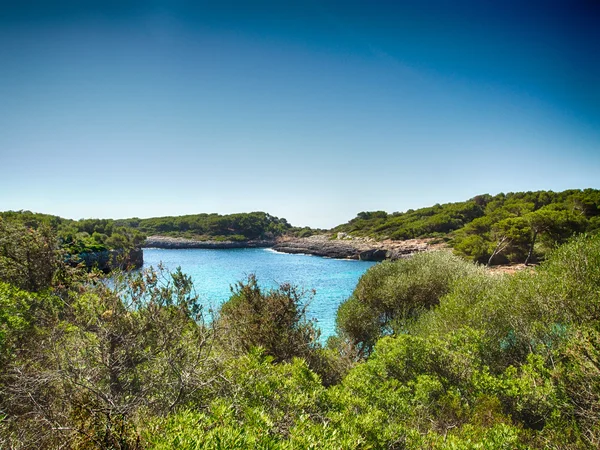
{"left": 1, "top": 0, "right": 599, "bottom": 228}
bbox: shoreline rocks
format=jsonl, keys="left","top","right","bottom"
{"left": 273, "top": 236, "right": 362, "bottom": 259}
{"left": 273, "top": 234, "right": 432, "bottom": 261}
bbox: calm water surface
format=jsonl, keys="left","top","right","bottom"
{"left": 143, "top": 248, "right": 376, "bottom": 339}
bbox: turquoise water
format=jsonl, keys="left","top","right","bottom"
{"left": 143, "top": 248, "right": 377, "bottom": 339}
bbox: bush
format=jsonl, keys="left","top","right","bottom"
{"left": 556, "top": 326, "right": 600, "bottom": 446}
{"left": 412, "top": 270, "right": 532, "bottom": 371}
{"left": 217, "top": 275, "right": 349, "bottom": 386}
{"left": 0, "top": 219, "right": 59, "bottom": 292}
{"left": 534, "top": 232, "right": 600, "bottom": 324}
{"left": 336, "top": 251, "right": 482, "bottom": 356}
{"left": 144, "top": 350, "right": 329, "bottom": 449}
{"left": 414, "top": 232, "right": 600, "bottom": 372}
{"left": 0, "top": 266, "right": 220, "bottom": 449}
{"left": 218, "top": 275, "right": 320, "bottom": 362}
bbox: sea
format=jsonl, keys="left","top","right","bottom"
{"left": 142, "top": 247, "right": 377, "bottom": 340}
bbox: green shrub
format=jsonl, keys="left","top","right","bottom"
{"left": 414, "top": 232, "right": 600, "bottom": 372}
{"left": 336, "top": 251, "right": 482, "bottom": 355}
{"left": 0, "top": 219, "right": 59, "bottom": 292}
{"left": 0, "top": 266, "right": 220, "bottom": 449}
{"left": 219, "top": 276, "right": 318, "bottom": 361}
{"left": 144, "top": 351, "right": 329, "bottom": 449}
{"left": 555, "top": 326, "right": 600, "bottom": 446}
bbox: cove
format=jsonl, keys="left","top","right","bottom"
{"left": 143, "top": 247, "right": 377, "bottom": 339}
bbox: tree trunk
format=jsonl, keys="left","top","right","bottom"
{"left": 487, "top": 236, "right": 509, "bottom": 267}
{"left": 524, "top": 230, "right": 538, "bottom": 266}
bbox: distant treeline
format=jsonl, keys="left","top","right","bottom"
{"left": 121, "top": 211, "right": 293, "bottom": 241}
{"left": 0, "top": 211, "right": 298, "bottom": 253}
{"left": 334, "top": 188, "right": 600, "bottom": 265}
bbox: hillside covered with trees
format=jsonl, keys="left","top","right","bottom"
{"left": 0, "top": 210, "right": 296, "bottom": 254}
{"left": 334, "top": 188, "right": 600, "bottom": 265}
{"left": 124, "top": 211, "right": 293, "bottom": 241}
{"left": 1, "top": 205, "right": 600, "bottom": 448}
{"left": 0, "top": 211, "right": 145, "bottom": 255}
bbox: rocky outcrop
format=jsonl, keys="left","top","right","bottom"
{"left": 273, "top": 234, "right": 432, "bottom": 260}
{"left": 358, "top": 249, "right": 389, "bottom": 261}
{"left": 143, "top": 236, "right": 276, "bottom": 249}
{"left": 273, "top": 236, "right": 362, "bottom": 259}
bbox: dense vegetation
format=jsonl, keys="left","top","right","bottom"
{"left": 0, "top": 211, "right": 145, "bottom": 254}
{"left": 123, "top": 211, "right": 293, "bottom": 241}
{"left": 1, "top": 213, "right": 600, "bottom": 448}
{"left": 0, "top": 210, "right": 299, "bottom": 251}
{"left": 334, "top": 188, "right": 600, "bottom": 265}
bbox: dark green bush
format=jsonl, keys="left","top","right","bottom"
{"left": 0, "top": 218, "right": 59, "bottom": 292}
{"left": 218, "top": 275, "right": 320, "bottom": 363}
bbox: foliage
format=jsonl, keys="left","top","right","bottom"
{"left": 0, "top": 211, "right": 146, "bottom": 254}
{"left": 145, "top": 350, "right": 329, "bottom": 449}
{"left": 219, "top": 275, "right": 319, "bottom": 362}
{"left": 336, "top": 251, "right": 482, "bottom": 356}
{"left": 453, "top": 190, "right": 596, "bottom": 264}
{"left": 0, "top": 265, "right": 221, "bottom": 449}
{"left": 335, "top": 188, "right": 600, "bottom": 265}
{"left": 129, "top": 211, "right": 292, "bottom": 241}
{"left": 414, "top": 232, "right": 600, "bottom": 370}
{"left": 0, "top": 282, "right": 62, "bottom": 370}
{"left": 292, "top": 226, "right": 317, "bottom": 238}
{"left": 216, "top": 275, "right": 343, "bottom": 385}
{"left": 557, "top": 326, "right": 600, "bottom": 446}
{"left": 2, "top": 224, "right": 600, "bottom": 449}
{"left": 335, "top": 201, "right": 484, "bottom": 241}
{"left": 0, "top": 210, "right": 299, "bottom": 256}
{"left": 0, "top": 218, "right": 60, "bottom": 292}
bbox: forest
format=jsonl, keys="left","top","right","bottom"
{"left": 334, "top": 188, "right": 600, "bottom": 265}
{"left": 127, "top": 211, "right": 293, "bottom": 240}
{"left": 1, "top": 204, "right": 600, "bottom": 448}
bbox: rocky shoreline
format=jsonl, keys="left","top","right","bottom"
{"left": 144, "top": 234, "right": 434, "bottom": 261}
{"left": 273, "top": 234, "right": 431, "bottom": 261}
{"left": 143, "top": 235, "right": 276, "bottom": 249}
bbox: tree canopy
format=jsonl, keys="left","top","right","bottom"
{"left": 129, "top": 211, "right": 292, "bottom": 240}
{"left": 335, "top": 188, "right": 600, "bottom": 264}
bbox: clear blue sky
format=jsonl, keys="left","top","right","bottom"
{"left": 1, "top": 1, "right": 598, "bottom": 228}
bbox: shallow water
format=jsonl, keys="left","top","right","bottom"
{"left": 142, "top": 247, "right": 376, "bottom": 339}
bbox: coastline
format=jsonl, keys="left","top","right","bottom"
{"left": 143, "top": 235, "right": 276, "bottom": 249}
{"left": 143, "top": 234, "right": 435, "bottom": 261}
{"left": 273, "top": 234, "right": 432, "bottom": 261}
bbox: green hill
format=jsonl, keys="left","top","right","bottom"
{"left": 122, "top": 211, "right": 292, "bottom": 241}
{"left": 0, "top": 210, "right": 295, "bottom": 251}
{"left": 334, "top": 188, "right": 600, "bottom": 264}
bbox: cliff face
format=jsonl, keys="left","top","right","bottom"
{"left": 273, "top": 235, "right": 364, "bottom": 259}
{"left": 77, "top": 247, "right": 143, "bottom": 272}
